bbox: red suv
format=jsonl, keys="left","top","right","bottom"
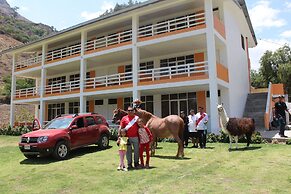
{"left": 19, "top": 113, "right": 110, "bottom": 160}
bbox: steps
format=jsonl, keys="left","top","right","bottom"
{"left": 243, "top": 92, "right": 268, "bottom": 129}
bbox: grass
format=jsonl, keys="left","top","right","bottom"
{"left": 0, "top": 136, "right": 291, "bottom": 194}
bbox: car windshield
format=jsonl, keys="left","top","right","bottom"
{"left": 43, "top": 118, "right": 73, "bottom": 129}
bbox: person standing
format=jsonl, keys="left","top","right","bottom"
{"left": 116, "top": 129, "right": 128, "bottom": 171}
{"left": 275, "top": 95, "right": 288, "bottom": 137}
{"left": 119, "top": 106, "right": 140, "bottom": 169}
{"left": 196, "top": 107, "right": 208, "bottom": 148}
{"left": 137, "top": 119, "right": 153, "bottom": 169}
{"left": 188, "top": 109, "right": 198, "bottom": 148}
{"left": 180, "top": 111, "right": 189, "bottom": 147}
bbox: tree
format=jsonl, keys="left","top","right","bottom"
{"left": 253, "top": 45, "right": 291, "bottom": 99}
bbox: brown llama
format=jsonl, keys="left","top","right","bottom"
{"left": 217, "top": 104, "right": 255, "bottom": 150}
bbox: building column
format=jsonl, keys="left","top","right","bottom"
{"left": 205, "top": 0, "right": 219, "bottom": 134}
{"left": 39, "top": 100, "right": 46, "bottom": 126}
{"left": 9, "top": 54, "right": 16, "bottom": 126}
{"left": 35, "top": 104, "right": 39, "bottom": 118}
{"left": 80, "top": 95, "right": 87, "bottom": 113}
{"left": 132, "top": 14, "right": 140, "bottom": 101}
{"left": 153, "top": 94, "right": 161, "bottom": 117}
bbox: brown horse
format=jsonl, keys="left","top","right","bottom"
{"left": 112, "top": 108, "right": 185, "bottom": 158}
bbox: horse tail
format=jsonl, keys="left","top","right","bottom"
{"left": 178, "top": 119, "right": 184, "bottom": 141}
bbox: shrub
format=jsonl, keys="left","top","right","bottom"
{"left": 206, "top": 131, "right": 266, "bottom": 144}
{"left": 109, "top": 127, "right": 118, "bottom": 140}
{"left": 0, "top": 126, "right": 31, "bottom": 136}
{"left": 286, "top": 139, "right": 291, "bottom": 145}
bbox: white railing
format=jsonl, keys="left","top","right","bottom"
{"left": 138, "top": 12, "right": 205, "bottom": 38}
{"left": 85, "top": 30, "right": 132, "bottom": 52}
{"left": 15, "top": 55, "right": 42, "bottom": 70}
{"left": 46, "top": 43, "right": 81, "bottom": 62}
{"left": 14, "top": 87, "right": 39, "bottom": 98}
{"left": 85, "top": 72, "right": 132, "bottom": 89}
{"left": 45, "top": 80, "right": 80, "bottom": 95}
{"left": 138, "top": 61, "right": 208, "bottom": 81}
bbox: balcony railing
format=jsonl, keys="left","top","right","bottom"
{"left": 45, "top": 80, "right": 80, "bottom": 95}
{"left": 85, "top": 30, "right": 132, "bottom": 52}
{"left": 46, "top": 43, "right": 81, "bottom": 62}
{"left": 15, "top": 87, "right": 39, "bottom": 98}
{"left": 15, "top": 55, "right": 42, "bottom": 70}
{"left": 138, "top": 61, "right": 208, "bottom": 82}
{"left": 85, "top": 72, "right": 133, "bottom": 89}
{"left": 138, "top": 12, "right": 205, "bottom": 39}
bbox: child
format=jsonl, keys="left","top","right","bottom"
{"left": 117, "top": 129, "right": 128, "bottom": 171}
{"left": 137, "top": 119, "right": 153, "bottom": 169}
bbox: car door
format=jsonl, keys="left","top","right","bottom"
{"left": 70, "top": 117, "right": 87, "bottom": 148}
{"left": 85, "top": 116, "right": 99, "bottom": 144}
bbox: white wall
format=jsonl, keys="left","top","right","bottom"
{"left": 223, "top": 1, "right": 250, "bottom": 117}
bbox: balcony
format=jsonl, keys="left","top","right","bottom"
{"left": 85, "top": 30, "right": 132, "bottom": 54}
{"left": 14, "top": 87, "right": 39, "bottom": 99}
{"left": 85, "top": 72, "right": 133, "bottom": 91}
{"left": 138, "top": 61, "right": 208, "bottom": 86}
{"left": 45, "top": 43, "right": 82, "bottom": 64}
{"left": 138, "top": 12, "right": 206, "bottom": 41}
{"left": 15, "top": 55, "right": 42, "bottom": 71}
{"left": 45, "top": 80, "right": 80, "bottom": 96}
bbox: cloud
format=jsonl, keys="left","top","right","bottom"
{"left": 249, "top": 38, "right": 291, "bottom": 70}
{"left": 280, "top": 30, "right": 291, "bottom": 38}
{"left": 80, "top": 1, "right": 114, "bottom": 20}
{"left": 286, "top": 1, "right": 291, "bottom": 8}
{"left": 249, "top": 1, "right": 286, "bottom": 31}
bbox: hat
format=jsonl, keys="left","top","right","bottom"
{"left": 279, "top": 95, "right": 285, "bottom": 98}
{"left": 133, "top": 99, "right": 142, "bottom": 103}
{"left": 180, "top": 111, "right": 185, "bottom": 114}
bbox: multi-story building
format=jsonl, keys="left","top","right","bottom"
{"left": 3, "top": 0, "right": 257, "bottom": 133}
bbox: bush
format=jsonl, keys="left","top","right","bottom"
{"left": 109, "top": 127, "right": 118, "bottom": 140}
{"left": 0, "top": 126, "right": 31, "bottom": 136}
{"left": 286, "top": 139, "right": 291, "bottom": 145}
{"left": 206, "top": 131, "right": 266, "bottom": 144}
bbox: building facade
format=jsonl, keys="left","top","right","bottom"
{"left": 4, "top": 0, "right": 257, "bottom": 134}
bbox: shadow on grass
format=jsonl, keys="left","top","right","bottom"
{"left": 19, "top": 146, "right": 112, "bottom": 165}
{"left": 229, "top": 146, "right": 262, "bottom": 152}
{"left": 152, "top": 155, "right": 191, "bottom": 160}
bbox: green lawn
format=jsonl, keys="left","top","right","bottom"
{"left": 0, "top": 136, "right": 290, "bottom": 194}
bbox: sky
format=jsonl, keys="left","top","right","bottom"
{"left": 6, "top": 0, "right": 291, "bottom": 70}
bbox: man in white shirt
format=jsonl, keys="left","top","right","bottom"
{"left": 188, "top": 109, "right": 199, "bottom": 148}
{"left": 196, "top": 107, "right": 208, "bottom": 148}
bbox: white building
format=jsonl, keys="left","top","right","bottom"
{"left": 2, "top": 0, "right": 257, "bottom": 134}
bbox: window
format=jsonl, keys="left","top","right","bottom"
{"left": 69, "top": 102, "right": 79, "bottom": 114}
{"left": 96, "top": 116, "right": 103, "bottom": 124}
{"left": 161, "top": 92, "right": 197, "bottom": 117}
{"left": 140, "top": 61, "right": 154, "bottom": 70}
{"left": 48, "top": 76, "right": 66, "bottom": 86}
{"left": 206, "top": 90, "right": 221, "bottom": 97}
{"left": 75, "top": 118, "right": 84, "bottom": 128}
{"left": 160, "top": 55, "right": 194, "bottom": 75}
{"left": 124, "top": 97, "right": 133, "bottom": 110}
{"left": 85, "top": 116, "right": 96, "bottom": 126}
{"left": 241, "top": 35, "right": 245, "bottom": 50}
{"left": 95, "top": 100, "right": 104, "bottom": 105}
{"left": 140, "top": 95, "right": 154, "bottom": 113}
{"left": 108, "top": 99, "right": 117, "bottom": 104}
{"left": 48, "top": 103, "right": 65, "bottom": 121}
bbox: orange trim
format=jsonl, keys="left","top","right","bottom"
{"left": 197, "top": 91, "right": 206, "bottom": 111}
{"left": 216, "top": 63, "right": 229, "bottom": 82}
{"left": 118, "top": 66, "right": 125, "bottom": 73}
{"left": 84, "top": 83, "right": 133, "bottom": 92}
{"left": 89, "top": 100, "right": 94, "bottom": 112}
{"left": 117, "top": 98, "right": 123, "bottom": 109}
{"left": 84, "top": 42, "right": 132, "bottom": 55}
{"left": 45, "top": 54, "right": 81, "bottom": 64}
{"left": 15, "top": 63, "right": 41, "bottom": 72}
{"left": 89, "top": 70, "right": 95, "bottom": 78}
{"left": 213, "top": 16, "right": 226, "bottom": 39}
{"left": 138, "top": 24, "right": 206, "bottom": 42}
{"left": 138, "top": 75, "right": 208, "bottom": 86}
{"left": 44, "top": 90, "right": 80, "bottom": 97}
{"left": 14, "top": 95, "right": 40, "bottom": 100}
{"left": 272, "top": 84, "right": 284, "bottom": 95}
{"left": 194, "top": 52, "right": 206, "bottom": 76}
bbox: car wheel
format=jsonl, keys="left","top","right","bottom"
{"left": 24, "top": 154, "right": 38, "bottom": 159}
{"left": 98, "top": 134, "right": 109, "bottom": 149}
{"left": 53, "top": 141, "right": 69, "bottom": 160}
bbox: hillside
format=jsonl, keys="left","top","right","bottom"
{"left": 0, "top": 0, "right": 56, "bottom": 84}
